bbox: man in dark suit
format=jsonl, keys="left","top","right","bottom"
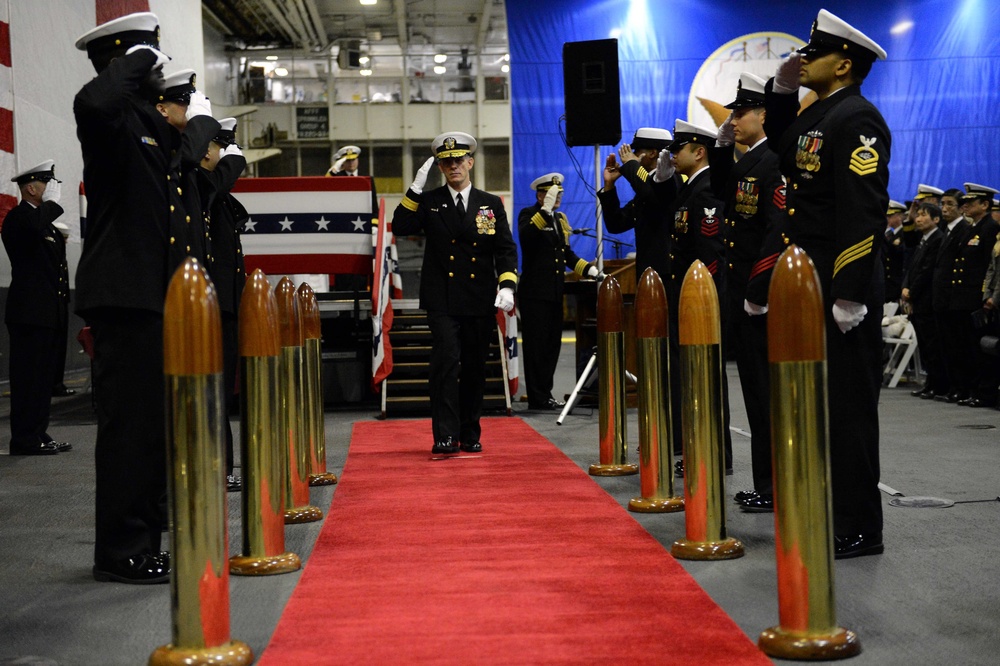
{"left": 950, "top": 184, "right": 1000, "bottom": 407}
{"left": 391, "top": 131, "right": 518, "bottom": 454}
{"left": 709, "top": 73, "right": 788, "bottom": 512}
{"left": 883, "top": 200, "right": 907, "bottom": 303}
{"left": 2, "top": 161, "right": 73, "bottom": 456}
{"left": 765, "top": 9, "right": 890, "bottom": 559}
{"left": 664, "top": 120, "right": 732, "bottom": 474}
{"left": 518, "top": 172, "right": 600, "bottom": 410}
{"left": 74, "top": 12, "right": 219, "bottom": 583}
{"left": 930, "top": 188, "right": 971, "bottom": 401}
{"left": 199, "top": 117, "right": 248, "bottom": 492}
{"left": 902, "top": 203, "right": 946, "bottom": 398}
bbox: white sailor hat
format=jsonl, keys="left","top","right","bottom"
{"left": 432, "top": 132, "right": 477, "bottom": 159}
{"left": 799, "top": 9, "right": 887, "bottom": 62}
{"left": 914, "top": 184, "right": 944, "bottom": 200}
{"left": 11, "top": 159, "right": 57, "bottom": 184}
{"left": 667, "top": 120, "right": 717, "bottom": 152}
{"left": 213, "top": 117, "right": 238, "bottom": 146}
{"left": 886, "top": 200, "right": 907, "bottom": 214}
{"left": 160, "top": 69, "right": 196, "bottom": 104}
{"left": 960, "top": 182, "right": 999, "bottom": 202}
{"left": 530, "top": 173, "right": 564, "bottom": 191}
{"left": 335, "top": 145, "right": 361, "bottom": 160}
{"left": 75, "top": 12, "right": 161, "bottom": 62}
{"left": 725, "top": 72, "right": 767, "bottom": 110}
{"left": 630, "top": 128, "right": 672, "bottom": 152}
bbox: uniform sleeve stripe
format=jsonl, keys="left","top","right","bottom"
{"left": 574, "top": 258, "right": 588, "bottom": 275}
{"left": 531, "top": 212, "right": 547, "bottom": 230}
{"left": 401, "top": 195, "right": 419, "bottom": 211}
{"left": 498, "top": 271, "right": 518, "bottom": 285}
{"left": 833, "top": 235, "right": 874, "bottom": 276}
{"left": 636, "top": 166, "right": 649, "bottom": 182}
{"left": 749, "top": 254, "right": 779, "bottom": 279}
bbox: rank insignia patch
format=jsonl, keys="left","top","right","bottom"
{"left": 701, "top": 208, "right": 720, "bottom": 236}
{"left": 773, "top": 184, "right": 787, "bottom": 210}
{"left": 849, "top": 135, "right": 880, "bottom": 176}
{"left": 796, "top": 131, "right": 823, "bottom": 172}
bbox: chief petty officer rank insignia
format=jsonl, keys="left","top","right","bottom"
{"left": 476, "top": 206, "right": 496, "bottom": 234}
{"left": 849, "top": 135, "right": 880, "bottom": 176}
{"left": 796, "top": 130, "right": 824, "bottom": 173}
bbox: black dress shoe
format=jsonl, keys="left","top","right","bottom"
{"left": 226, "top": 474, "right": 242, "bottom": 492}
{"left": 946, "top": 391, "right": 968, "bottom": 404}
{"left": 910, "top": 386, "right": 931, "bottom": 398}
{"left": 529, "top": 398, "right": 565, "bottom": 410}
{"left": 734, "top": 489, "right": 759, "bottom": 503}
{"left": 919, "top": 389, "right": 938, "bottom": 400}
{"left": 52, "top": 385, "right": 77, "bottom": 397}
{"left": 674, "top": 460, "right": 684, "bottom": 478}
{"left": 740, "top": 494, "right": 774, "bottom": 513}
{"left": 459, "top": 441, "right": 482, "bottom": 453}
{"left": 93, "top": 552, "right": 170, "bottom": 584}
{"left": 9, "top": 441, "right": 59, "bottom": 456}
{"left": 46, "top": 440, "right": 72, "bottom": 452}
{"left": 959, "top": 397, "right": 993, "bottom": 408}
{"left": 431, "top": 437, "right": 459, "bottom": 454}
{"left": 834, "top": 532, "right": 884, "bottom": 560}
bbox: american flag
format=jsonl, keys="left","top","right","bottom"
{"left": 232, "top": 177, "right": 376, "bottom": 275}
{"left": 0, "top": 0, "right": 17, "bottom": 226}
{"left": 496, "top": 306, "right": 519, "bottom": 396}
{"left": 371, "top": 200, "right": 394, "bottom": 391}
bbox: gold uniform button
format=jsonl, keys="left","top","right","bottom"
{"left": 170, "top": 205, "right": 175, "bottom": 212}
{"left": 170, "top": 236, "right": 176, "bottom": 244}
{"left": 788, "top": 208, "right": 795, "bottom": 216}
{"left": 473, "top": 242, "right": 477, "bottom": 247}
{"left": 470, "top": 273, "right": 475, "bottom": 279}
{"left": 166, "top": 175, "right": 171, "bottom": 181}
{"left": 186, "top": 245, "right": 191, "bottom": 252}
{"left": 449, "top": 255, "right": 454, "bottom": 261}
{"left": 471, "top": 257, "right": 476, "bottom": 263}
{"left": 186, "top": 215, "right": 191, "bottom": 223}
{"left": 177, "top": 187, "right": 182, "bottom": 195}
{"left": 448, "top": 272, "right": 454, "bottom": 277}
{"left": 793, "top": 183, "right": 799, "bottom": 190}
{"left": 452, "top": 239, "right": 457, "bottom": 244}
{"left": 728, "top": 263, "right": 734, "bottom": 269}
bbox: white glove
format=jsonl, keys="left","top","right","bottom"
{"left": 716, "top": 113, "right": 735, "bottom": 147}
{"left": 541, "top": 186, "right": 560, "bottom": 215}
{"left": 586, "top": 264, "right": 600, "bottom": 279}
{"left": 221, "top": 144, "right": 243, "bottom": 158}
{"left": 125, "top": 44, "right": 170, "bottom": 68}
{"left": 652, "top": 148, "right": 675, "bottom": 183}
{"left": 494, "top": 287, "right": 515, "bottom": 313}
{"left": 773, "top": 53, "right": 802, "bottom": 94}
{"left": 410, "top": 156, "right": 435, "bottom": 194}
{"left": 41, "top": 179, "right": 62, "bottom": 204}
{"left": 331, "top": 157, "right": 347, "bottom": 173}
{"left": 744, "top": 299, "right": 768, "bottom": 316}
{"left": 185, "top": 91, "right": 212, "bottom": 120}
{"left": 832, "top": 298, "right": 868, "bottom": 333}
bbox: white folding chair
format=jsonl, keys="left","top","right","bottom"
{"left": 882, "top": 319, "right": 919, "bottom": 388}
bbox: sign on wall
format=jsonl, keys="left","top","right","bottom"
{"left": 296, "top": 106, "right": 329, "bottom": 139}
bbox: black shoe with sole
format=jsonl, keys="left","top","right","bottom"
{"left": 431, "top": 437, "right": 459, "bottom": 454}
{"left": 459, "top": 441, "right": 482, "bottom": 453}
{"left": 740, "top": 494, "right": 774, "bottom": 513}
{"left": 226, "top": 474, "right": 242, "bottom": 492}
{"left": 9, "top": 441, "right": 59, "bottom": 456}
{"left": 734, "top": 489, "right": 759, "bottom": 503}
{"left": 93, "top": 552, "right": 170, "bottom": 584}
{"left": 834, "top": 532, "right": 884, "bottom": 559}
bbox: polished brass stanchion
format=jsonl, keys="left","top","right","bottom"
{"left": 589, "top": 275, "right": 638, "bottom": 476}
{"left": 671, "top": 260, "right": 744, "bottom": 560}
{"left": 274, "top": 277, "right": 323, "bottom": 524}
{"left": 151, "top": 258, "right": 253, "bottom": 666}
{"left": 229, "top": 270, "right": 301, "bottom": 576}
{"left": 629, "top": 268, "right": 683, "bottom": 513}
{"left": 297, "top": 283, "right": 337, "bottom": 486}
{"left": 758, "top": 246, "right": 861, "bottom": 660}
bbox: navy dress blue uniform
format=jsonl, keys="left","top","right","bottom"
{"left": 710, "top": 130, "right": 786, "bottom": 498}
{"left": 765, "top": 69, "right": 890, "bottom": 542}
{"left": 903, "top": 227, "right": 945, "bottom": 393}
{"left": 883, "top": 225, "right": 906, "bottom": 302}
{"left": 518, "top": 188, "right": 593, "bottom": 408}
{"left": 74, "top": 39, "right": 219, "bottom": 571}
{"left": 2, "top": 194, "right": 67, "bottom": 454}
{"left": 932, "top": 217, "right": 971, "bottom": 396}
{"left": 392, "top": 169, "right": 517, "bottom": 447}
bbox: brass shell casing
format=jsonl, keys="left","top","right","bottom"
{"left": 590, "top": 329, "right": 637, "bottom": 476}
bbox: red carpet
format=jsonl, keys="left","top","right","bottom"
{"left": 258, "top": 418, "right": 770, "bottom": 665}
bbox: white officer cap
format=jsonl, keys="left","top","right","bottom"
{"left": 886, "top": 200, "right": 907, "bottom": 214}
{"left": 432, "top": 132, "right": 477, "bottom": 159}
{"left": 630, "top": 128, "right": 672, "bottom": 152}
{"left": 335, "top": 145, "right": 361, "bottom": 160}
{"left": 530, "top": 173, "right": 564, "bottom": 191}
{"left": 915, "top": 184, "right": 944, "bottom": 200}
{"left": 11, "top": 159, "right": 57, "bottom": 184}
{"left": 160, "top": 69, "right": 196, "bottom": 104}
{"left": 53, "top": 222, "right": 70, "bottom": 237}
{"left": 667, "top": 120, "right": 718, "bottom": 152}
{"left": 799, "top": 9, "right": 887, "bottom": 62}
{"left": 75, "top": 12, "right": 161, "bottom": 60}
{"left": 960, "top": 183, "right": 999, "bottom": 202}
{"left": 213, "top": 117, "right": 238, "bottom": 146}
{"left": 725, "top": 72, "right": 768, "bottom": 109}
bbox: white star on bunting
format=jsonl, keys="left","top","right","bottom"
{"left": 315, "top": 216, "right": 330, "bottom": 231}
{"left": 352, "top": 216, "right": 366, "bottom": 231}
{"left": 244, "top": 217, "right": 257, "bottom": 232}
{"left": 279, "top": 216, "right": 294, "bottom": 231}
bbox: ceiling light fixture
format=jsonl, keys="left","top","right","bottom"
{"left": 360, "top": 67, "right": 373, "bottom": 76}
{"left": 433, "top": 65, "right": 446, "bottom": 75}
{"left": 266, "top": 55, "right": 278, "bottom": 61}
{"left": 434, "top": 54, "right": 448, "bottom": 64}
{"left": 274, "top": 67, "right": 288, "bottom": 77}
{"left": 360, "top": 0, "right": 377, "bottom": 6}
{"left": 359, "top": 55, "right": 370, "bottom": 64}
{"left": 501, "top": 64, "right": 509, "bottom": 73}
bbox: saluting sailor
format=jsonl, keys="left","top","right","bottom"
{"left": 764, "top": 8, "right": 891, "bottom": 559}
{"left": 391, "top": 132, "right": 518, "bottom": 455}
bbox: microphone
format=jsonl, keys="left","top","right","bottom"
{"left": 571, "top": 227, "right": 595, "bottom": 235}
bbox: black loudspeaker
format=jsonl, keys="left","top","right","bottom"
{"left": 562, "top": 39, "right": 622, "bottom": 147}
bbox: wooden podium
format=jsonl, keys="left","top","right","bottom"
{"left": 564, "top": 259, "right": 638, "bottom": 405}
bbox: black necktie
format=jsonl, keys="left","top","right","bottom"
{"left": 456, "top": 193, "right": 466, "bottom": 218}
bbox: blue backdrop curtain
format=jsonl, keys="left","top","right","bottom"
{"left": 508, "top": 0, "right": 1000, "bottom": 266}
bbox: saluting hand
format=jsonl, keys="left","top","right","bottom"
{"left": 618, "top": 143, "right": 638, "bottom": 164}
{"left": 603, "top": 154, "right": 620, "bottom": 188}
{"left": 652, "top": 148, "right": 675, "bottom": 183}
{"left": 410, "top": 157, "right": 435, "bottom": 194}
{"left": 773, "top": 52, "right": 802, "bottom": 94}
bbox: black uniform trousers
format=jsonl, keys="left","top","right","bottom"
{"left": 519, "top": 296, "right": 563, "bottom": 407}
{"left": 52, "top": 311, "right": 69, "bottom": 391}
{"left": 89, "top": 308, "right": 166, "bottom": 565}
{"left": 727, "top": 299, "right": 771, "bottom": 494}
{"left": 942, "top": 309, "right": 977, "bottom": 395}
{"left": 427, "top": 311, "right": 495, "bottom": 444}
{"left": 7, "top": 322, "right": 59, "bottom": 447}
{"left": 911, "top": 311, "right": 946, "bottom": 393}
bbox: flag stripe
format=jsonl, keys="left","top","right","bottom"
{"left": 243, "top": 253, "right": 370, "bottom": 275}
{"left": 233, "top": 176, "right": 373, "bottom": 194}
